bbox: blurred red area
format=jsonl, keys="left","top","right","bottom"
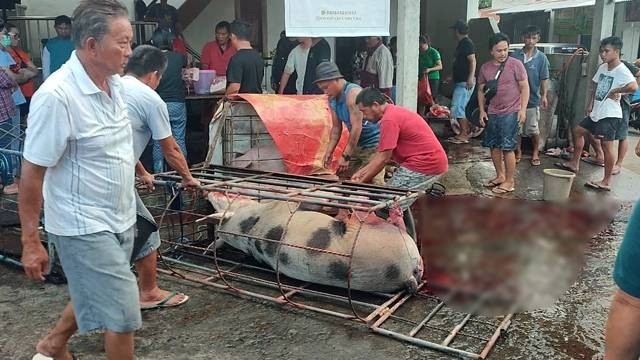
{"left": 411, "top": 196, "right": 618, "bottom": 314}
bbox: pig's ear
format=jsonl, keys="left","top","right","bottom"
{"left": 207, "top": 191, "right": 257, "bottom": 211}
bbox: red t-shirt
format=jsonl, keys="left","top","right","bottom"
{"left": 200, "top": 40, "right": 237, "bottom": 76}
{"left": 378, "top": 104, "right": 448, "bottom": 175}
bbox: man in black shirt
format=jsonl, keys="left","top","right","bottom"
{"left": 145, "top": 0, "right": 180, "bottom": 34}
{"left": 226, "top": 20, "right": 264, "bottom": 95}
{"left": 303, "top": 37, "right": 331, "bottom": 94}
{"left": 448, "top": 19, "right": 478, "bottom": 144}
{"left": 271, "top": 31, "right": 297, "bottom": 94}
{"left": 150, "top": 29, "right": 188, "bottom": 173}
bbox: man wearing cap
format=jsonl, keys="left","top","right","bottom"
{"left": 315, "top": 61, "right": 385, "bottom": 184}
{"left": 448, "top": 19, "right": 478, "bottom": 144}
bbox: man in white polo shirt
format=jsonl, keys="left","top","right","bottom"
{"left": 122, "top": 44, "right": 200, "bottom": 309}
{"left": 19, "top": 1, "right": 140, "bottom": 359}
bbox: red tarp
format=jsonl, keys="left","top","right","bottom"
{"left": 235, "top": 94, "right": 350, "bottom": 175}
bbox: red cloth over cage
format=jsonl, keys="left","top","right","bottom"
{"left": 234, "top": 94, "right": 350, "bottom": 175}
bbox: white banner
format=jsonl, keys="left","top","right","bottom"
{"left": 285, "top": 0, "right": 390, "bottom": 37}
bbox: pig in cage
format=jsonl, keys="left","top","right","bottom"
{"left": 147, "top": 165, "right": 512, "bottom": 359}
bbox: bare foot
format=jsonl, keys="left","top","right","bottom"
{"left": 140, "top": 287, "right": 188, "bottom": 308}
{"left": 36, "top": 336, "right": 73, "bottom": 360}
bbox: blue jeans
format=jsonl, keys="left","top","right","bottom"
{"left": 153, "top": 102, "right": 187, "bottom": 173}
{"left": 0, "top": 110, "right": 21, "bottom": 185}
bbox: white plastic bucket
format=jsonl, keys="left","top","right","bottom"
{"left": 543, "top": 168, "right": 575, "bottom": 201}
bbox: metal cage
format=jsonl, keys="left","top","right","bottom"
{"left": 148, "top": 165, "right": 512, "bottom": 359}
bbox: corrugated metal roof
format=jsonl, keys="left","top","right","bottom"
{"left": 496, "top": 0, "right": 629, "bottom": 14}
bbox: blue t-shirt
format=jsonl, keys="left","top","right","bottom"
{"left": 0, "top": 49, "right": 26, "bottom": 106}
{"left": 632, "top": 87, "right": 640, "bottom": 103}
{"left": 329, "top": 82, "right": 380, "bottom": 149}
{"left": 511, "top": 48, "right": 550, "bottom": 108}
{"left": 614, "top": 201, "right": 640, "bottom": 298}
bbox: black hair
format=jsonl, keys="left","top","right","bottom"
{"left": 488, "top": 32, "right": 510, "bottom": 50}
{"left": 230, "top": 20, "right": 251, "bottom": 41}
{"left": 125, "top": 44, "right": 168, "bottom": 78}
{"left": 521, "top": 25, "right": 541, "bottom": 37}
{"left": 355, "top": 87, "right": 388, "bottom": 107}
{"left": 150, "top": 28, "right": 174, "bottom": 50}
{"left": 215, "top": 21, "right": 231, "bottom": 33}
{"left": 3, "top": 22, "right": 16, "bottom": 32}
{"left": 600, "top": 36, "right": 623, "bottom": 52}
{"left": 54, "top": 15, "right": 72, "bottom": 27}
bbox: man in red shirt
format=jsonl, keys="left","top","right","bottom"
{"left": 351, "top": 88, "right": 448, "bottom": 191}
{"left": 200, "top": 21, "right": 236, "bottom": 76}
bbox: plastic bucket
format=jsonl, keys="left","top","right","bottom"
{"left": 195, "top": 70, "right": 216, "bottom": 94}
{"left": 542, "top": 168, "right": 575, "bottom": 202}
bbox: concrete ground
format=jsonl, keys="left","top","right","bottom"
{"left": 1, "top": 134, "right": 639, "bottom": 359}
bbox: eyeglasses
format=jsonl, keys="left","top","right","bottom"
{"left": 8, "top": 32, "right": 19, "bottom": 39}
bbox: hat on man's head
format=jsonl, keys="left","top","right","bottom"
{"left": 449, "top": 19, "right": 469, "bottom": 34}
{"left": 314, "top": 62, "right": 344, "bottom": 84}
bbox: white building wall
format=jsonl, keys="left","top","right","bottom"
{"left": 20, "top": 0, "right": 136, "bottom": 19}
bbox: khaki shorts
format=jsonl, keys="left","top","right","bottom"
{"left": 519, "top": 107, "right": 540, "bottom": 137}
{"left": 344, "top": 146, "right": 385, "bottom": 185}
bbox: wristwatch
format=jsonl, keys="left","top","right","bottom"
{"left": 342, "top": 153, "right": 351, "bottom": 161}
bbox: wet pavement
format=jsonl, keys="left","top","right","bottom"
{"left": 1, "top": 136, "right": 639, "bottom": 359}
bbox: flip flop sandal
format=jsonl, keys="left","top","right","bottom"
{"left": 581, "top": 157, "right": 605, "bottom": 167}
{"left": 584, "top": 181, "right": 612, "bottom": 191}
{"left": 530, "top": 159, "right": 541, "bottom": 166}
{"left": 33, "top": 354, "right": 79, "bottom": 360}
{"left": 483, "top": 180, "right": 503, "bottom": 188}
{"left": 554, "top": 162, "right": 577, "bottom": 173}
{"left": 141, "top": 291, "right": 190, "bottom": 310}
{"left": 612, "top": 168, "right": 621, "bottom": 175}
{"left": 491, "top": 186, "right": 515, "bottom": 194}
{"left": 447, "top": 137, "right": 469, "bottom": 144}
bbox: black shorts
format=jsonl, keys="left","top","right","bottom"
{"left": 579, "top": 116, "right": 621, "bottom": 142}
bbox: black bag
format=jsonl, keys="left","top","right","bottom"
{"left": 465, "top": 59, "right": 508, "bottom": 127}
{"left": 483, "top": 59, "right": 507, "bottom": 102}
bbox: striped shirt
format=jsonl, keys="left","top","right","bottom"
{"left": 23, "top": 51, "right": 136, "bottom": 236}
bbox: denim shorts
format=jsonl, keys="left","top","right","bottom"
{"left": 482, "top": 112, "right": 520, "bottom": 151}
{"left": 48, "top": 226, "right": 142, "bottom": 334}
{"left": 451, "top": 82, "right": 474, "bottom": 119}
{"left": 614, "top": 202, "right": 640, "bottom": 298}
{"left": 616, "top": 104, "right": 630, "bottom": 140}
{"left": 131, "top": 191, "right": 161, "bottom": 263}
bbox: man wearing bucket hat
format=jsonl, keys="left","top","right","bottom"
{"left": 315, "top": 61, "right": 385, "bottom": 184}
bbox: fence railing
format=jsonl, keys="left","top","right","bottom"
{"left": 6, "top": 16, "right": 157, "bottom": 67}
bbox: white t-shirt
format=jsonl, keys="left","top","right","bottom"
{"left": 23, "top": 52, "right": 136, "bottom": 236}
{"left": 121, "top": 75, "right": 173, "bottom": 161}
{"left": 284, "top": 44, "right": 310, "bottom": 95}
{"left": 591, "top": 62, "right": 636, "bottom": 121}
